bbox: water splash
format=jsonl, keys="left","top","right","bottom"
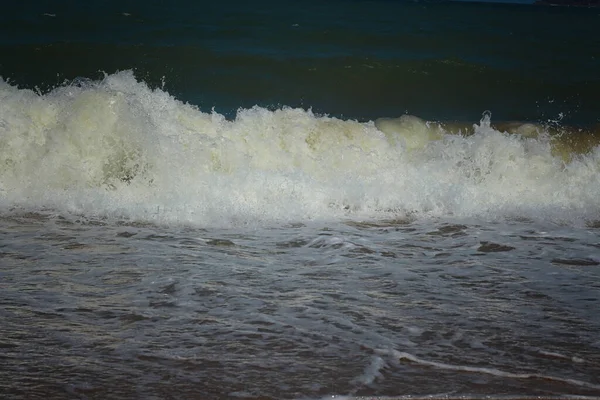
{"left": 1, "top": 71, "right": 599, "bottom": 227}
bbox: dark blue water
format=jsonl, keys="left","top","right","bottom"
{"left": 1, "top": 0, "right": 599, "bottom": 123}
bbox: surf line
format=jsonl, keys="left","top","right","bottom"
{"left": 376, "top": 349, "right": 600, "bottom": 390}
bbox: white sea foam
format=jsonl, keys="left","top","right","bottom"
{"left": 376, "top": 349, "right": 600, "bottom": 391}
{"left": 538, "top": 349, "right": 586, "bottom": 363}
{"left": 351, "top": 355, "right": 386, "bottom": 386}
{"left": 1, "top": 71, "right": 599, "bottom": 227}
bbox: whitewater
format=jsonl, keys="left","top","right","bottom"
{"left": 2, "top": 71, "right": 600, "bottom": 228}
{"left": 1, "top": 71, "right": 600, "bottom": 399}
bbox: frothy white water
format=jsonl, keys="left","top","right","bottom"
{"left": 1, "top": 71, "right": 599, "bottom": 227}
{"left": 377, "top": 350, "right": 600, "bottom": 391}
{"left": 351, "top": 356, "right": 386, "bottom": 387}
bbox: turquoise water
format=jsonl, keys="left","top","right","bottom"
{"left": 1, "top": 1, "right": 600, "bottom": 399}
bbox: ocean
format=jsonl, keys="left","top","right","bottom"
{"left": 1, "top": 1, "right": 600, "bottom": 399}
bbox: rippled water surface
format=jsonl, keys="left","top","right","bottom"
{"left": 2, "top": 1, "right": 600, "bottom": 398}
{"left": 2, "top": 212, "right": 600, "bottom": 399}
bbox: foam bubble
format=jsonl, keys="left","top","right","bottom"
{"left": 1, "top": 71, "right": 599, "bottom": 227}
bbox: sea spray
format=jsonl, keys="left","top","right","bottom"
{"left": 1, "top": 71, "right": 599, "bottom": 227}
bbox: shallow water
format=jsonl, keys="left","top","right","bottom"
{"left": 2, "top": 212, "right": 600, "bottom": 399}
